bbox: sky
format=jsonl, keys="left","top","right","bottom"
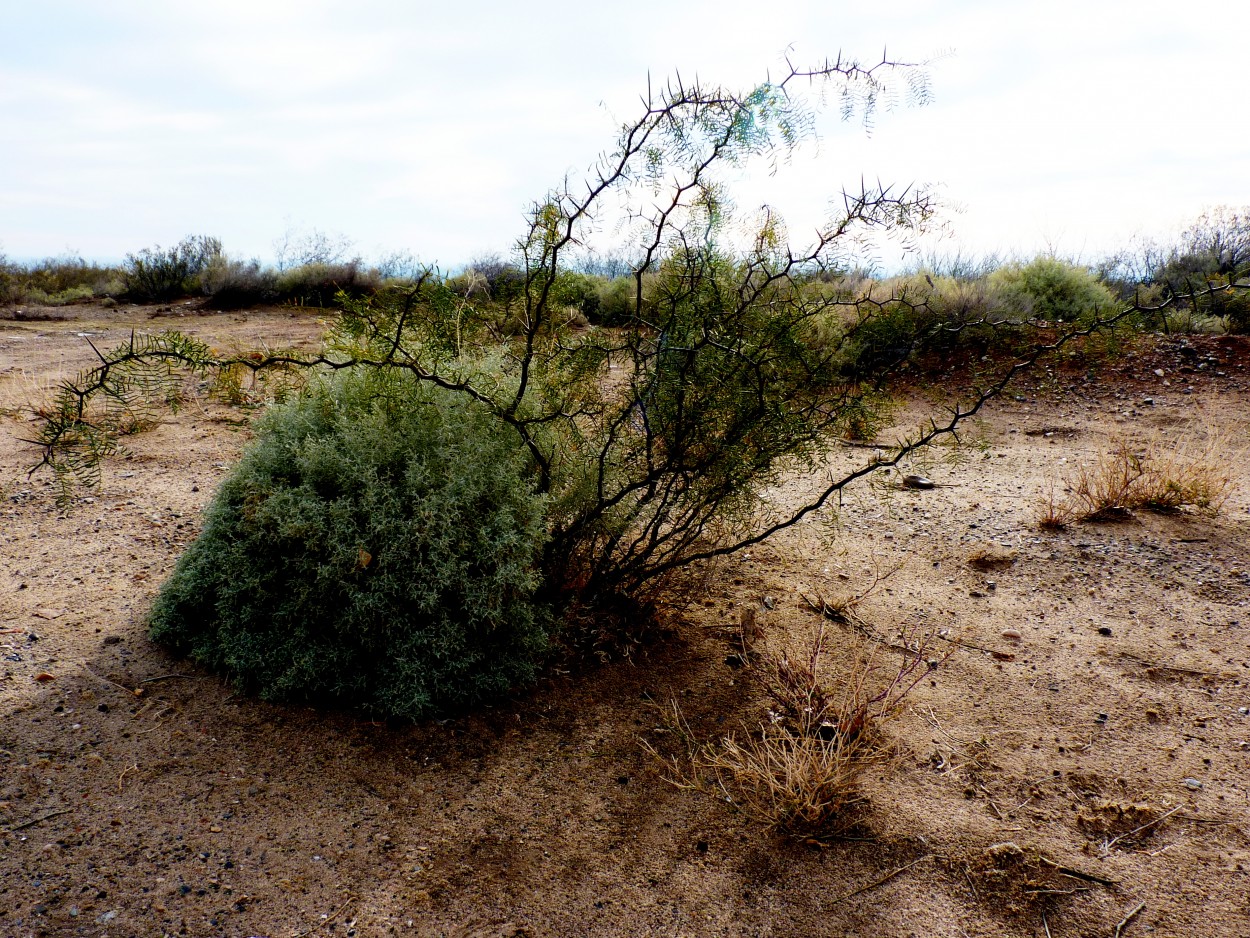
{"left": 2, "top": 0, "right": 1248, "bottom": 270}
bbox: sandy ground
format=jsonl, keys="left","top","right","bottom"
{"left": 2, "top": 303, "right": 1249, "bottom": 938}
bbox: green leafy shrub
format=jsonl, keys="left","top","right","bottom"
{"left": 148, "top": 370, "right": 553, "bottom": 719}
{"left": 989, "top": 257, "right": 1115, "bottom": 323}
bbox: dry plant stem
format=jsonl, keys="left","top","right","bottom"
{"left": 3, "top": 808, "right": 72, "bottom": 834}
{"left": 1114, "top": 902, "right": 1147, "bottom": 938}
{"left": 1102, "top": 804, "right": 1184, "bottom": 853}
{"left": 828, "top": 854, "right": 930, "bottom": 905}
{"left": 290, "top": 894, "right": 357, "bottom": 938}
{"left": 1038, "top": 857, "right": 1118, "bottom": 889}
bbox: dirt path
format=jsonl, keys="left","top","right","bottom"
{"left": 2, "top": 305, "right": 1249, "bottom": 937}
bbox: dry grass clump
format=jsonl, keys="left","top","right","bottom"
{"left": 1037, "top": 433, "right": 1237, "bottom": 528}
{"left": 647, "top": 622, "right": 935, "bottom": 839}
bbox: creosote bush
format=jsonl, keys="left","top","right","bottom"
{"left": 149, "top": 370, "right": 552, "bottom": 719}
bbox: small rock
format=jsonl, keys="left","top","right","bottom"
{"left": 970, "top": 590, "right": 986, "bottom": 598}
{"left": 762, "top": 596, "right": 775, "bottom": 610}
{"left": 103, "top": 635, "right": 122, "bottom": 646}
{"left": 1142, "top": 397, "right": 1154, "bottom": 405}
{"left": 1184, "top": 778, "right": 1203, "bottom": 791}
{"left": 1001, "top": 628, "right": 1023, "bottom": 642}
{"left": 902, "top": 474, "right": 935, "bottom": 489}
{"left": 1153, "top": 368, "right": 1165, "bottom": 377}
{"left": 1095, "top": 712, "right": 1109, "bottom": 724}
{"left": 97, "top": 703, "right": 110, "bottom": 713}
{"left": 985, "top": 581, "right": 997, "bottom": 591}
{"left": 1098, "top": 626, "right": 1112, "bottom": 636}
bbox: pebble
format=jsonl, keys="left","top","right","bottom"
{"left": 1001, "top": 628, "right": 1023, "bottom": 642}
{"left": 1184, "top": 778, "right": 1204, "bottom": 791}
{"left": 1098, "top": 626, "right": 1113, "bottom": 636}
{"left": 902, "top": 475, "right": 935, "bottom": 490}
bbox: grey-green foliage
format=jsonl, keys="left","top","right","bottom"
{"left": 148, "top": 370, "right": 552, "bottom": 719}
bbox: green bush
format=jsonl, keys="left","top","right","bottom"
{"left": 148, "top": 370, "right": 553, "bottom": 720}
{"left": 989, "top": 257, "right": 1115, "bottom": 323}
{"left": 274, "top": 260, "right": 379, "bottom": 306}
{"left": 124, "top": 235, "right": 222, "bottom": 301}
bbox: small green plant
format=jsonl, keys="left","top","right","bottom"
{"left": 148, "top": 369, "right": 553, "bottom": 719}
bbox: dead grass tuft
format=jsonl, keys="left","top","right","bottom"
{"left": 645, "top": 621, "right": 937, "bottom": 839}
{"left": 1037, "top": 433, "right": 1237, "bottom": 528}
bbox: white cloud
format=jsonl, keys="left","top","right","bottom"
{"left": 1, "top": 0, "right": 1247, "bottom": 264}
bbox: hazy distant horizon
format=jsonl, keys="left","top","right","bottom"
{"left": 3, "top": 1, "right": 1247, "bottom": 271}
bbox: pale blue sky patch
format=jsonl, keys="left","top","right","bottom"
{"left": 2, "top": 0, "right": 1247, "bottom": 268}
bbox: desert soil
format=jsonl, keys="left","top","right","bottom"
{"left": 2, "top": 302, "right": 1249, "bottom": 938}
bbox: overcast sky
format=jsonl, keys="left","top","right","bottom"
{"left": 2, "top": 0, "right": 1247, "bottom": 269}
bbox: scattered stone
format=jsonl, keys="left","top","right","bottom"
{"left": 1098, "top": 626, "right": 1113, "bottom": 636}
{"left": 970, "top": 590, "right": 987, "bottom": 598}
{"left": 32, "top": 608, "right": 65, "bottom": 620}
{"left": 103, "top": 635, "right": 122, "bottom": 645}
{"left": 1184, "top": 778, "right": 1204, "bottom": 791}
{"left": 762, "top": 596, "right": 775, "bottom": 610}
{"left": 1095, "top": 712, "right": 1109, "bottom": 724}
{"left": 1001, "top": 628, "right": 1023, "bottom": 642}
{"left": 902, "top": 474, "right": 935, "bottom": 489}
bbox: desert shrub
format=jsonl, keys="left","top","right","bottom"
{"left": 989, "top": 257, "right": 1116, "bottom": 324}
{"left": 592, "top": 274, "right": 643, "bottom": 325}
{"left": 0, "top": 254, "right": 122, "bottom": 306}
{"left": 148, "top": 370, "right": 553, "bottom": 719}
{"left": 1037, "top": 434, "right": 1236, "bottom": 527}
{"left": 123, "top": 235, "right": 222, "bottom": 301}
{"left": 201, "top": 257, "right": 280, "bottom": 309}
{"left": 275, "top": 260, "right": 379, "bottom": 306}
{"left": 647, "top": 622, "right": 938, "bottom": 838}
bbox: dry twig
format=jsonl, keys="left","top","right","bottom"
{"left": 3, "top": 808, "right": 71, "bottom": 834}
{"left": 1114, "top": 901, "right": 1146, "bottom": 938}
{"left": 829, "top": 855, "right": 930, "bottom": 905}
{"left": 1102, "top": 804, "right": 1184, "bottom": 854}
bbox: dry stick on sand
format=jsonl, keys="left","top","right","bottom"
{"left": 828, "top": 855, "right": 930, "bottom": 905}
{"left": 1114, "top": 901, "right": 1147, "bottom": 937}
{"left": 3, "top": 808, "right": 72, "bottom": 834}
{"left": 81, "top": 664, "right": 142, "bottom": 697}
{"left": 1038, "top": 856, "right": 1118, "bottom": 889}
{"left": 1102, "top": 804, "right": 1185, "bottom": 854}
{"left": 138, "top": 673, "right": 198, "bottom": 685}
{"left": 291, "top": 894, "right": 358, "bottom": 938}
